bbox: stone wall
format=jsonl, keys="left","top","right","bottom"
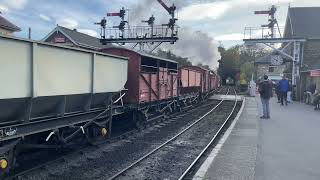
{"left": 302, "top": 40, "right": 320, "bottom": 70}
{"left": 256, "top": 64, "right": 286, "bottom": 79}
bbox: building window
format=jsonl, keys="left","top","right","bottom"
{"left": 269, "top": 66, "right": 275, "bottom": 72}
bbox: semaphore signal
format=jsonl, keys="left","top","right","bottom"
{"left": 94, "top": 0, "right": 179, "bottom": 52}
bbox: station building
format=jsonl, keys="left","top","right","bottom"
{"left": 255, "top": 54, "right": 286, "bottom": 82}
{"left": 283, "top": 7, "right": 320, "bottom": 97}
{"left": 0, "top": 14, "right": 21, "bottom": 36}
{"left": 43, "top": 25, "right": 112, "bottom": 51}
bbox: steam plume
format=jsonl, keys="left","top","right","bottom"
{"left": 172, "top": 28, "right": 221, "bottom": 69}
{"left": 129, "top": 0, "right": 221, "bottom": 68}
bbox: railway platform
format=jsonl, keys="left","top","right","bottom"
{"left": 192, "top": 97, "right": 320, "bottom": 180}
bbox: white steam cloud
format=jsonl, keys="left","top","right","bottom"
{"left": 128, "top": 0, "right": 221, "bottom": 68}
{"left": 130, "top": 0, "right": 155, "bottom": 24}
{"left": 172, "top": 28, "right": 221, "bottom": 69}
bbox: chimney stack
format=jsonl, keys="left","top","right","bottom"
{"left": 28, "top": 27, "right": 31, "bottom": 39}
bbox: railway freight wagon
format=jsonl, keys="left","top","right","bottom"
{"left": 208, "top": 71, "right": 219, "bottom": 91}
{"left": 179, "top": 66, "right": 219, "bottom": 97}
{"left": 0, "top": 35, "right": 128, "bottom": 174}
{"left": 179, "top": 66, "right": 204, "bottom": 96}
{"left": 101, "top": 47, "right": 179, "bottom": 120}
{"left": 213, "top": 72, "right": 221, "bottom": 89}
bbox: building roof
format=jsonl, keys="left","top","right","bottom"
{"left": 0, "top": 15, "right": 21, "bottom": 32}
{"left": 286, "top": 7, "right": 320, "bottom": 39}
{"left": 43, "top": 26, "right": 112, "bottom": 50}
{"left": 139, "top": 51, "right": 178, "bottom": 64}
{"left": 255, "top": 54, "right": 291, "bottom": 65}
{"left": 255, "top": 54, "right": 272, "bottom": 64}
{"left": 103, "top": 46, "right": 178, "bottom": 64}
{"left": 180, "top": 65, "right": 210, "bottom": 72}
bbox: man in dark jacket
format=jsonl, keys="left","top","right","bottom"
{"left": 275, "top": 82, "right": 281, "bottom": 103}
{"left": 314, "top": 89, "right": 320, "bottom": 110}
{"left": 259, "top": 75, "right": 272, "bottom": 119}
{"left": 278, "top": 75, "right": 289, "bottom": 106}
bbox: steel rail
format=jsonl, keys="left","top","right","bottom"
{"left": 178, "top": 87, "right": 239, "bottom": 180}
{"left": 5, "top": 128, "right": 138, "bottom": 180}
{"left": 6, "top": 87, "right": 229, "bottom": 180}
{"left": 107, "top": 88, "right": 231, "bottom": 180}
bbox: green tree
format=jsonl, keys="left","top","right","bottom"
{"left": 218, "top": 46, "right": 240, "bottom": 83}
{"left": 240, "top": 62, "right": 254, "bottom": 82}
{"left": 218, "top": 44, "right": 270, "bottom": 83}
{"left": 239, "top": 45, "right": 270, "bottom": 81}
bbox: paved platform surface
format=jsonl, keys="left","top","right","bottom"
{"left": 255, "top": 98, "right": 320, "bottom": 180}
{"left": 194, "top": 97, "right": 320, "bottom": 180}
{"left": 196, "top": 97, "right": 259, "bottom": 180}
{"left": 210, "top": 94, "right": 243, "bottom": 101}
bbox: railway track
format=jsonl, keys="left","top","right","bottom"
{"left": 105, "top": 87, "right": 239, "bottom": 180}
{"left": 5, "top": 87, "right": 235, "bottom": 180}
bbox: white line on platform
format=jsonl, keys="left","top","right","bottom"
{"left": 192, "top": 97, "right": 247, "bottom": 180}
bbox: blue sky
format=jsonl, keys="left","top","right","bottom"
{"left": 0, "top": 0, "right": 123, "bottom": 39}
{"left": 1, "top": 0, "right": 320, "bottom": 67}
{"left": 1, "top": 0, "right": 320, "bottom": 43}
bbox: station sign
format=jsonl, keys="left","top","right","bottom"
{"left": 54, "top": 37, "right": 66, "bottom": 43}
{"left": 310, "top": 70, "right": 320, "bottom": 77}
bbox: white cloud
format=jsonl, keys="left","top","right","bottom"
{"left": 179, "top": 2, "right": 231, "bottom": 21}
{"left": 2, "top": 0, "right": 27, "bottom": 10}
{"left": 39, "top": 14, "right": 51, "bottom": 22}
{"left": 227, "top": 0, "right": 292, "bottom": 6}
{"left": 178, "top": 0, "right": 295, "bottom": 22}
{"left": 0, "top": 5, "right": 9, "bottom": 13}
{"left": 56, "top": 18, "right": 78, "bottom": 29}
{"left": 78, "top": 29, "right": 98, "bottom": 37}
{"left": 214, "top": 33, "right": 244, "bottom": 41}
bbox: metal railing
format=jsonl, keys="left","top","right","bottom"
{"left": 105, "top": 25, "right": 179, "bottom": 39}
{"left": 244, "top": 26, "right": 284, "bottom": 40}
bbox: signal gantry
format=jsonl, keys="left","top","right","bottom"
{"left": 95, "top": 1, "right": 179, "bottom": 52}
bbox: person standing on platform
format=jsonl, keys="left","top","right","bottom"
{"left": 305, "top": 82, "right": 317, "bottom": 104}
{"left": 259, "top": 75, "right": 272, "bottom": 119}
{"left": 278, "top": 75, "right": 289, "bottom": 106}
{"left": 287, "top": 82, "right": 293, "bottom": 103}
{"left": 313, "top": 89, "right": 320, "bottom": 110}
{"left": 275, "top": 82, "right": 281, "bottom": 103}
